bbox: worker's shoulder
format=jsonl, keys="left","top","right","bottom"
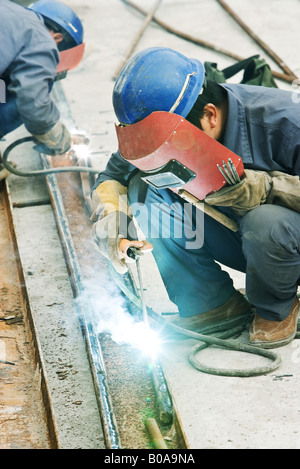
{"left": 223, "top": 82, "right": 292, "bottom": 100}
{"left": 0, "top": 0, "right": 45, "bottom": 33}
{"left": 0, "top": 0, "right": 54, "bottom": 49}
{"left": 0, "top": 0, "right": 30, "bottom": 18}
{"left": 224, "top": 83, "right": 300, "bottom": 126}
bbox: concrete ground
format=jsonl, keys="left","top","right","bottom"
{"left": 60, "top": 0, "right": 300, "bottom": 449}
{"left": 9, "top": 0, "right": 300, "bottom": 449}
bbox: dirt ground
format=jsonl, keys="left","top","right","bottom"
{"left": 0, "top": 186, "right": 50, "bottom": 449}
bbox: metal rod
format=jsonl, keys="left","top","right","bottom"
{"left": 135, "top": 257, "right": 149, "bottom": 328}
{"left": 217, "top": 164, "right": 233, "bottom": 185}
{"left": 40, "top": 153, "right": 121, "bottom": 450}
{"left": 121, "top": 0, "right": 296, "bottom": 84}
{"left": 144, "top": 418, "right": 168, "bottom": 449}
{"left": 216, "top": 0, "right": 298, "bottom": 79}
{"left": 179, "top": 189, "right": 240, "bottom": 232}
{"left": 228, "top": 158, "right": 241, "bottom": 183}
{"left": 150, "top": 360, "right": 173, "bottom": 425}
{"left": 222, "top": 160, "right": 236, "bottom": 185}
{"left": 113, "top": 0, "right": 163, "bottom": 80}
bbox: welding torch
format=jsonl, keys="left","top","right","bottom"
{"left": 119, "top": 239, "right": 153, "bottom": 328}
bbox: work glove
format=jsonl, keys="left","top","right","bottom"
{"left": 33, "top": 121, "right": 71, "bottom": 156}
{"left": 266, "top": 171, "right": 300, "bottom": 213}
{"left": 205, "top": 169, "right": 300, "bottom": 216}
{"left": 91, "top": 180, "right": 152, "bottom": 274}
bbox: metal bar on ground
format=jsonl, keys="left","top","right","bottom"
{"left": 113, "top": 0, "right": 163, "bottom": 80}
{"left": 144, "top": 418, "right": 168, "bottom": 449}
{"left": 216, "top": 0, "right": 298, "bottom": 79}
{"left": 40, "top": 153, "right": 121, "bottom": 450}
{"left": 121, "top": 0, "right": 295, "bottom": 83}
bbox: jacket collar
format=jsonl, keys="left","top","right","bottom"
{"left": 221, "top": 84, "right": 253, "bottom": 164}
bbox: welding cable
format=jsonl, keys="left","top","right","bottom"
{"left": 109, "top": 265, "right": 284, "bottom": 378}
{"left": 1, "top": 137, "right": 100, "bottom": 177}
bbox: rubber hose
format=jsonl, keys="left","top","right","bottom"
{"left": 2, "top": 136, "right": 100, "bottom": 176}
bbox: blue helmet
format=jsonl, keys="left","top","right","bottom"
{"left": 28, "top": 0, "right": 83, "bottom": 46}
{"left": 113, "top": 47, "right": 205, "bottom": 125}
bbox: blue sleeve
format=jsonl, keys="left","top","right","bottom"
{"left": 285, "top": 139, "right": 300, "bottom": 176}
{"left": 93, "top": 150, "right": 138, "bottom": 189}
{"left": 0, "top": 4, "right": 60, "bottom": 134}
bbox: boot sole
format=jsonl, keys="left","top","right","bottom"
{"left": 249, "top": 329, "right": 297, "bottom": 349}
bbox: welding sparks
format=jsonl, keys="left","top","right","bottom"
{"left": 122, "top": 321, "right": 162, "bottom": 360}
{"left": 87, "top": 282, "right": 162, "bottom": 360}
{"left": 71, "top": 142, "right": 90, "bottom": 162}
{"left": 101, "top": 313, "right": 162, "bottom": 360}
{"left": 69, "top": 130, "right": 91, "bottom": 162}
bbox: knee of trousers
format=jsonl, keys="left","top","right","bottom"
{"left": 240, "top": 204, "right": 300, "bottom": 258}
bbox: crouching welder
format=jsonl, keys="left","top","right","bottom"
{"left": 91, "top": 47, "right": 300, "bottom": 349}
{"left": 0, "top": 0, "right": 85, "bottom": 180}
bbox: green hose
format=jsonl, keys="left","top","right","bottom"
{"left": 2, "top": 136, "right": 100, "bottom": 177}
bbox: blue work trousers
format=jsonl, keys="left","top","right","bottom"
{"left": 128, "top": 175, "right": 300, "bottom": 321}
{"left": 0, "top": 91, "right": 23, "bottom": 138}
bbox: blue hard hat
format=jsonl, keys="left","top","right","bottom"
{"left": 113, "top": 47, "right": 205, "bottom": 125}
{"left": 28, "top": 0, "right": 83, "bottom": 45}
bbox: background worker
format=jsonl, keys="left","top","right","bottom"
{"left": 0, "top": 0, "right": 84, "bottom": 180}
{"left": 92, "top": 47, "right": 300, "bottom": 349}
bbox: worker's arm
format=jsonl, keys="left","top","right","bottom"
{"left": 0, "top": 7, "right": 71, "bottom": 154}
{"left": 91, "top": 152, "right": 152, "bottom": 274}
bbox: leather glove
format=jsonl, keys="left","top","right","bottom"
{"left": 205, "top": 169, "right": 272, "bottom": 216}
{"left": 205, "top": 169, "right": 300, "bottom": 216}
{"left": 33, "top": 121, "right": 71, "bottom": 156}
{"left": 266, "top": 171, "right": 300, "bottom": 213}
{"left": 91, "top": 180, "right": 152, "bottom": 274}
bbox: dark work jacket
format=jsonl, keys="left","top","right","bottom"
{"left": 0, "top": 0, "right": 60, "bottom": 136}
{"left": 94, "top": 83, "right": 300, "bottom": 190}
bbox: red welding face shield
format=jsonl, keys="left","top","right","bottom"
{"left": 115, "top": 111, "right": 244, "bottom": 200}
{"left": 56, "top": 43, "right": 85, "bottom": 78}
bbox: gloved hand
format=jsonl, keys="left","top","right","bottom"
{"left": 33, "top": 121, "right": 71, "bottom": 156}
{"left": 205, "top": 169, "right": 300, "bottom": 216}
{"left": 205, "top": 169, "right": 272, "bottom": 216}
{"left": 266, "top": 171, "right": 300, "bottom": 213}
{"left": 91, "top": 180, "right": 152, "bottom": 274}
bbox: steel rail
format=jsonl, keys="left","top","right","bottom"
{"left": 40, "top": 153, "right": 122, "bottom": 450}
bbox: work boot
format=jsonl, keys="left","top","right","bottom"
{"left": 163, "top": 291, "right": 253, "bottom": 338}
{"left": 249, "top": 297, "right": 300, "bottom": 349}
